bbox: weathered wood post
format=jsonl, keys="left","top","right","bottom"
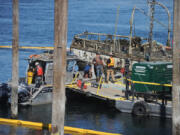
{"left": 11, "top": 0, "right": 19, "bottom": 118}
{"left": 172, "top": 0, "right": 180, "bottom": 134}
{"left": 51, "top": 0, "right": 68, "bottom": 134}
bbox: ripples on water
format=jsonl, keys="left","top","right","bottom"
{"left": 0, "top": 0, "right": 173, "bottom": 135}
{"left": 0, "top": 98, "right": 172, "bottom": 135}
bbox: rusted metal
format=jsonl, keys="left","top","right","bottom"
{"left": 129, "top": 6, "right": 136, "bottom": 56}
{"left": 52, "top": 0, "right": 67, "bottom": 134}
{"left": 172, "top": 0, "right": 180, "bottom": 134}
{"left": 11, "top": 0, "right": 19, "bottom": 118}
{"left": 150, "top": 1, "right": 171, "bottom": 46}
{"left": 114, "top": 6, "right": 120, "bottom": 54}
{"left": 148, "top": 0, "right": 155, "bottom": 59}
{"left": 70, "top": 3, "right": 173, "bottom": 62}
{"left": 71, "top": 32, "right": 172, "bottom": 62}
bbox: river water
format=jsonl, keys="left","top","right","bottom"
{"left": 0, "top": 0, "right": 173, "bottom": 135}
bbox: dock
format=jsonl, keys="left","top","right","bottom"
{"left": 66, "top": 77, "right": 172, "bottom": 118}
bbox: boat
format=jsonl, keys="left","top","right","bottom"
{"left": 70, "top": 3, "right": 172, "bottom": 68}
{"left": 0, "top": 51, "right": 93, "bottom": 105}
{"left": 0, "top": 48, "right": 125, "bottom": 106}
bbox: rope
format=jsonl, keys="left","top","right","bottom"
{"left": 127, "top": 79, "right": 172, "bottom": 87}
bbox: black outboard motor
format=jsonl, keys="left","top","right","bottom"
{"left": 0, "top": 83, "right": 9, "bottom": 102}
{"left": 18, "top": 82, "right": 30, "bottom": 103}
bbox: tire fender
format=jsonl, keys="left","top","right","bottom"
{"left": 132, "top": 101, "right": 150, "bottom": 116}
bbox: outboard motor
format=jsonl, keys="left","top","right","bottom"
{"left": 18, "top": 82, "right": 30, "bottom": 103}
{"left": 0, "top": 83, "right": 9, "bottom": 102}
{"left": 8, "top": 82, "right": 30, "bottom": 103}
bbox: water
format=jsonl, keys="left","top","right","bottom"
{"left": 0, "top": 0, "right": 173, "bottom": 135}
{"left": 0, "top": 99, "right": 172, "bottom": 135}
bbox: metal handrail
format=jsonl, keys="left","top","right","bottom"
{"left": 96, "top": 76, "right": 103, "bottom": 95}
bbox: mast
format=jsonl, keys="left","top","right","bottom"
{"left": 114, "top": 6, "right": 120, "bottom": 54}
{"left": 148, "top": 0, "right": 155, "bottom": 59}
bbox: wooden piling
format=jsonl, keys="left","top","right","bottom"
{"left": 52, "top": 0, "right": 68, "bottom": 134}
{"left": 172, "top": 0, "right": 180, "bottom": 134}
{"left": 11, "top": 0, "right": 19, "bottom": 118}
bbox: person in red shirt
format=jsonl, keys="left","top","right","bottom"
{"left": 35, "top": 62, "right": 43, "bottom": 88}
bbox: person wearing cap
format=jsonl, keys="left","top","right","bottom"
{"left": 92, "top": 53, "right": 103, "bottom": 82}
{"left": 106, "top": 54, "right": 115, "bottom": 83}
{"left": 35, "top": 62, "right": 43, "bottom": 88}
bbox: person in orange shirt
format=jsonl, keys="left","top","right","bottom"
{"left": 35, "top": 62, "right": 43, "bottom": 88}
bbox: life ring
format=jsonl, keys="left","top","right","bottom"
{"left": 132, "top": 101, "right": 150, "bottom": 116}
{"left": 29, "top": 54, "right": 40, "bottom": 58}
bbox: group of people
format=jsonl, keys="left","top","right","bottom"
{"left": 92, "top": 53, "right": 115, "bottom": 83}
{"left": 27, "top": 62, "right": 43, "bottom": 88}
{"left": 27, "top": 54, "right": 116, "bottom": 87}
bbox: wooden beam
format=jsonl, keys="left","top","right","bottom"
{"left": 11, "top": 0, "right": 19, "bottom": 118}
{"left": 172, "top": 0, "right": 180, "bottom": 134}
{"left": 52, "top": 0, "right": 68, "bottom": 134}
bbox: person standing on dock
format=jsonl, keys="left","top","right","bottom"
{"left": 84, "top": 62, "right": 91, "bottom": 78}
{"left": 35, "top": 62, "right": 43, "bottom": 88}
{"left": 106, "top": 54, "right": 115, "bottom": 83}
{"left": 92, "top": 53, "right": 103, "bottom": 82}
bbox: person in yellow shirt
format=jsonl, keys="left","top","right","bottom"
{"left": 106, "top": 54, "right": 115, "bottom": 83}
{"left": 27, "top": 67, "right": 34, "bottom": 85}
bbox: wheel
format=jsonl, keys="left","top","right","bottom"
{"left": 132, "top": 101, "right": 150, "bottom": 116}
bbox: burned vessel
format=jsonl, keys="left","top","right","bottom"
{"left": 70, "top": 31, "right": 172, "bottom": 69}
{"left": 70, "top": 3, "right": 172, "bottom": 67}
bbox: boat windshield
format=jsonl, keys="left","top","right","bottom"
{"left": 66, "top": 60, "right": 76, "bottom": 72}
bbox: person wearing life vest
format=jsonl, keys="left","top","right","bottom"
{"left": 27, "top": 66, "right": 34, "bottom": 85}
{"left": 106, "top": 54, "right": 115, "bottom": 83}
{"left": 35, "top": 62, "right": 43, "bottom": 88}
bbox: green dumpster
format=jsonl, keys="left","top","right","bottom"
{"left": 131, "top": 61, "right": 172, "bottom": 93}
